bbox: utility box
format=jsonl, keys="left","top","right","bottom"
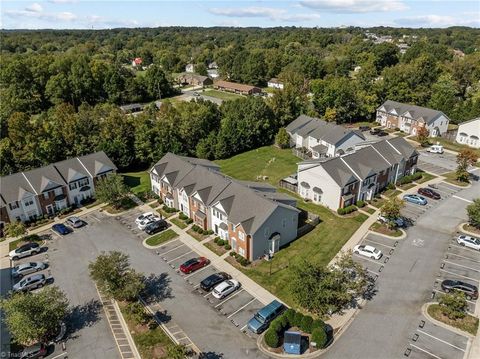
{"left": 283, "top": 331, "right": 301, "bottom": 355}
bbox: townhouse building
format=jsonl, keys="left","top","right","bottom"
{"left": 456, "top": 117, "right": 480, "bottom": 149}
{"left": 286, "top": 115, "right": 366, "bottom": 158}
{"left": 150, "top": 153, "right": 300, "bottom": 261}
{"left": 0, "top": 151, "right": 116, "bottom": 227}
{"left": 297, "top": 137, "right": 418, "bottom": 209}
{"left": 376, "top": 100, "right": 449, "bottom": 137}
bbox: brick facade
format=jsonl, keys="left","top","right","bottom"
{"left": 228, "top": 223, "right": 250, "bottom": 259}
{"left": 37, "top": 187, "right": 70, "bottom": 214}
{"left": 190, "top": 197, "right": 208, "bottom": 230}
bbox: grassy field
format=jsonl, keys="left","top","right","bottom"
{"left": 145, "top": 229, "right": 178, "bottom": 247}
{"left": 443, "top": 172, "right": 470, "bottom": 187}
{"left": 216, "top": 146, "right": 299, "bottom": 186}
{"left": 202, "top": 89, "right": 244, "bottom": 101}
{"left": 121, "top": 171, "right": 151, "bottom": 196}
{"left": 428, "top": 304, "right": 478, "bottom": 335}
{"left": 240, "top": 191, "right": 368, "bottom": 307}
{"left": 170, "top": 217, "right": 188, "bottom": 229}
{"left": 415, "top": 172, "right": 437, "bottom": 184}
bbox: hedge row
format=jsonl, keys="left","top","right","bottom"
{"left": 356, "top": 200, "right": 366, "bottom": 208}
{"left": 264, "top": 308, "right": 328, "bottom": 349}
{"left": 213, "top": 237, "right": 232, "bottom": 250}
{"left": 178, "top": 213, "right": 188, "bottom": 220}
{"left": 229, "top": 251, "right": 251, "bottom": 266}
{"left": 397, "top": 172, "right": 423, "bottom": 185}
{"left": 337, "top": 205, "right": 357, "bottom": 215}
{"left": 162, "top": 205, "right": 178, "bottom": 213}
{"left": 191, "top": 225, "right": 213, "bottom": 235}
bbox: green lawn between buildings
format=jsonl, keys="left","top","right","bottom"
{"left": 201, "top": 89, "right": 244, "bottom": 101}
{"left": 216, "top": 145, "right": 368, "bottom": 307}
{"left": 145, "top": 229, "right": 178, "bottom": 247}
{"left": 121, "top": 171, "right": 151, "bottom": 196}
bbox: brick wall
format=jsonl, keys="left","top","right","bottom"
{"left": 228, "top": 223, "right": 250, "bottom": 260}
{"left": 189, "top": 197, "right": 207, "bottom": 230}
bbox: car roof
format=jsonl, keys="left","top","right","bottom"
{"left": 258, "top": 300, "right": 284, "bottom": 317}
{"left": 215, "top": 280, "right": 232, "bottom": 291}
{"left": 17, "top": 262, "right": 37, "bottom": 269}
{"left": 363, "top": 245, "right": 376, "bottom": 251}
{"left": 26, "top": 273, "right": 45, "bottom": 280}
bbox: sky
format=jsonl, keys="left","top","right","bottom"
{"left": 1, "top": 0, "right": 479, "bottom": 29}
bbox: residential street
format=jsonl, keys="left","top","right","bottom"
{"left": 323, "top": 178, "right": 480, "bottom": 359}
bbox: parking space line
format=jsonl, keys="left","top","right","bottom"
{"left": 215, "top": 289, "right": 245, "bottom": 308}
{"left": 366, "top": 268, "right": 380, "bottom": 277}
{"left": 49, "top": 353, "right": 68, "bottom": 359}
{"left": 364, "top": 239, "right": 395, "bottom": 250}
{"left": 227, "top": 298, "right": 256, "bottom": 319}
{"left": 184, "top": 264, "right": 211, "bottom": 279}
{"left": 447, "top": 252, "right": 480, "bottom": 264}
{"left": 240, "top": 324, "right": 248, "bottom": 331}
{"left": 167, "top": 250, "right": 193, "bottom": 263}
{"left": 353, "top": 254, "right": 384, "bottom": 266}
{"left": 409, "top": 344, "right": 443, "bottom": 359}
{"left": 89, "top": 214, "right": 101, "bottom": 222}
{"left": 171, "top": 330, "right": 184, "bottom": 335}
{"left": 204, "top": 291, "right": 212, "bottom": 298}
{"left": 444, "top": 260, "right": 480, "bottom": 273}
{"left": 452, "top": 195, "right": 473, "bottom": 204}
{"left": 440, "top": 269, "right": 478, "bottom": 282}
{"left": 417, "top": 329, "right": 465, "bottom": 352}
{"left": 157, "top": 242, "right": 184, "bottom": 256}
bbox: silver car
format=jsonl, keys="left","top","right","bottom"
{"left": 13, "top": 274, "right": 46, "bottom": 293}
{"left": 12, "top": 262, "right": 46, "bottom": 278}
{"left": 66, "top": 216, "right": 84, "bottom": 228}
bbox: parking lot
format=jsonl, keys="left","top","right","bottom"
{"left": 417, "top": 151, "right": 458, "bottom": 175}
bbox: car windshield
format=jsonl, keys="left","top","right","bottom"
{"left": 254, "top": 313, "right": 266, "bottom": 324}
{"left": 184, "top": 259, "right": 198, "bottom": 266}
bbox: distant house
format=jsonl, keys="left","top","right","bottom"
{"left": 207, "top": 69, "right": 219, "bottom": 79}
{"left": 176, "top": 73, "right": 213, "bottom": 87}
{"left": 150, "top": 153, "right": 300, "bottom": 260}
{"left": 286, "top": 115, "right": 366, "bottom": 158}
{"left": 213, "top": 80, "right": 261, "bottom": 95}
{"left": 267, "top": 78, "right": 284, "bottom": 90}
{"left": 297, "top": 138, "right": 418, "bottom": 209}
{"left": 132, "top": 57, "right": 143, "bottom": 67}
{"left": 185, "top": 63, "right": 195, "bottom": 73}
{"left": 376, "top": 100, "right": 449, "bottom": 137}
{"left": 456, "top": 117, "right": 480, "bottom": 148}
{"left": 208, "top": 61, "right": 218, "bottom": 69}
{"left": 0, "top": 152, "right": 116, "bottom": 227}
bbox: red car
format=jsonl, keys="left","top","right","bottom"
{"left": 418, "top": 187, "right": 441, "bottom": 200}
{"left": 179, "top": 257, "right": 210, "bottom": 274}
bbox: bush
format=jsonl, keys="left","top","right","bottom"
{"left": 186, "top": 218, "right": 193, "bottom": 224}
{"left": 192, "top": 224, "right": 200, "bottom": 232}
{"left": 285, "top": 308, "right": 296, "bottom": 324}
{"left": 239, "top": 257, "right": 250, "bottom": 266}
{"left": 229, "top": 251, "right": 236, "bottom": 256}
{"left": 269, "top": 317, "right": 282, "bottom": 333}
{"left": 224, "top": 244, "right": 231, "bottom": 250}
{"left": 198, "top": 229, "right": 204, "bottom": 235}
{"left": 217, "top": 239, "right": 225, "bottom": 246}
{"left": 311, "top": 319, "right": 326, "bottom": 332}
{"left": 278, "top": 312, "right": 289, "bottom": 329}
{"left": 356, "top": 200, "right": 366, "bottom": 208}
{"left": 300, "top": 315, "right": 313, "bottom": 333}
{"left": 125, "top": 301, "right": 151, "bottom": 325}
{"left": 394, "top": 127, "right": 400, "bottom": 131}
{"left": 213, "top": 237, "right": 220, "bottom": 243}
{"left": 179, "top": 213, "right": 188, "bottom": 220}
{"left": 206, "top": 230, "right": 214, "bottom": 235}
{"left": 293, "top": 312, "right": 304, "bottom": 328}
{"left": 311, "top": 328, "right": 328, "bottom": 348}
{"left": 22, "top": 234, "right": 41, "bottom": 242}
{"left": 264, "top": 328, "right": 280, "bottom": 348}
{"left": 387, "top": 182, "right": 396, "bottom": 190}
{"left": 337, "top": 205, "right": 357, "bottom": 215}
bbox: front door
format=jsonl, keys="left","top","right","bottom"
{"left": 46, "top": 205, "right": 54, "bottom": 215}
{"left": 231, "top": 237, "right": 236, "bottom": 251}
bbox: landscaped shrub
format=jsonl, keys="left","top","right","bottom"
{"left": 269, "top": 317, "right": 282, "bottom": 333}
{"left": 356, "top": 200, "right": 366, "bottom": 208}
{"left": 311, "top": 327, "right": 328, "bottom": 348}
{"left": 214, "top": 237, "right": 220, "bottom": 243}
{"left": 264, "top": 328, "right": 280, "bottom": 348}
{"left": 198, "top": 228, "right": 204, "bottom": 235}
{"left": 217, "top": 239, "right": 225, "bottom": 246}
{"left": 224, "top": 244, "right": 231, "bottom": 250}
{"left": 192, "top": 224, "right": 200, "bottom": 232}
{"left": 206, "top": 230, "right": 214, "bottom": 235}
{"left": 398, "top": 172, "right": 423, "bottom": 185}
{"left": 278, "top": 312, "right": 289, "bottom": 328}
{"left": 22, "top": 234, "right": 41, "bottom": 242}
{"left": 337, "top": 205, "right": 357, "bottom": 215}
{"left": 300, "top": 315, "right": 313, "bottom": 333}
{"left": 238, "top": 257, "right": 250, "bottom": 266}
{"left": 386, "top": 182, "right": 396, "bottom": 190}
{"left": 186, "top": 218, "right": 193, "bottom": 224}
{"left": 125, "top": 301, "right": 151, "bottom": 325}
{"left": 162, "top": 205, "right": 178, "bottom": 213}
{"left": 179, "top": 213, "right": 188, "bottom": 220}
{"left": 293, "top": 312, "right": 304, "bottom": 328}
{"left": 311, "top": 319, "right": 326, "bottom": 332}
{"left": 285, "top": 308, "right": 296, "bottom": 324}
{"left": 229, "top": 251, "right": 236, "bottom": 256}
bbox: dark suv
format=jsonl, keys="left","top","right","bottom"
{"left": 144, "top": 219, "right": 168, "bottom": 235}
{"left": 200, "top": 272, "right": 232, "bottom": 291}
{"left": 441, "top": 279, "right": 478, "bottom": 300}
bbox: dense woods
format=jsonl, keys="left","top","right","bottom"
{"left": 1, "top": 26, "right": 479, "bottom": 175}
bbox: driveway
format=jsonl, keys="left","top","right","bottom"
{"left": 323, "top": 179, "right": 480, "bottom": 359}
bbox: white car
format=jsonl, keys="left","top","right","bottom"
{"left": 12, "top": 262, "right": 46, "bottom": 278}
{"left": 457, "top": 235, "right": 480, "bottom": 251}
{"left": 427, "top": 145, "right": 444, "bottom": 154}
{"left": 12, "top": 274, "right": 46, "bottom": 293}
{"left": 137, "top": 215, "right": 160, "bottom": 230}
{"left": 353, "top": 245, "right": 383, "bottom": 260}
{"left": 212, "top": 279, "right": 240, "bottom": 299}
{"left": 135, "top": 212, "right": 154, "bottom": 225}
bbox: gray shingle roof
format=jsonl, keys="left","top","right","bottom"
{"left": 54, "top": 158, "right": 90, "bottom": 183}
{"left": 77, "top": 151, "right": 117, "bottom": 177}
{"left": 387, "top": 137, "right": 419, "bottom": 159}
{"left": 0, "top": 173, "right": 37, "bottom": 205}
{"left": 341, "top": 146, "right": 390, "bottom": 179}
{"left": 378, "top": 100, "right": 446, "bottom": 125}
{"left": 285, "top": 115, "right": 314, "bottom": 134}
{"left": 23, "top": 165, "right": 66, "bottom": 194}
{"left": 319, "top": 157, "right": 359, "bottom": 187}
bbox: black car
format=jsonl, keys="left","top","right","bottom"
{"left": 359, "top": 125, "right": 371, "bottom": 132}
{"left": 200, "top": 272, "right": 232, "bottom": 292}
{"left": 418, "top": 187, "right": 441, "bottom": 200}
{"left": 377, "top": 130, "right": 388, "bottom": 136}
{"left": 370, "top": 128, "right": 381, "bottom": 135}
{"left": 441, "top": 279, "right": 478, "bottom": 300}
{"left": 144, "top": 219, "right": 168, "bottom": 235}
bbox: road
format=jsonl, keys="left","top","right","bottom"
{"left": 324, "top": 179, "right": 480, "bottom": 359}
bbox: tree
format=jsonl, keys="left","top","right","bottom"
{"left": 275, "top": 128, "right": 290, "bottom": 149}
{"left": 416, "top": 126, "right": 430, "bottom": 146}
{"left": 439, "top": 292, "right": 468, "bottom": 320}
{"left": 166, "top": 344, "right": 190, "bottom": 359}
{"left": 4, "top": 221, "right": 26, "bottom": 238}
{"left": 89, "top": 251, "right": 145, "bottom": 301}
{"left": 94, "top": 174, "right": 129, "bottom": 208}
{"left": 0, "top": 286, "right": 68, "bottom": 345}
{"left": 466, "top": 198, "right": 480, "bottom": 229}
{"left": 381, "top": 197, "right": 405, "bottom": 227}
{"left": 456, "top": 149, "right": 478, "bottom": 183}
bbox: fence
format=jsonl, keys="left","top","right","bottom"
{"left": 441, "top": 129, "right": 458, "bottom": 142}
{"left": 278, "top": 179, "right": 298, "bottom": 192}
{"left": 292, "top": 148, "right": 310, "bottom": 160}
{"left": 297, "top": 211, "right": 320, "bottom": 237}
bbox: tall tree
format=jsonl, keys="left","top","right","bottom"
{"left": 456, "top": 149, "right": 478, "bottom": 182}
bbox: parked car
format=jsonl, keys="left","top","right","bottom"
{"left": 377, "top": 130, "right": 388, "bottom": 136}
{"left": 353, "top": 244, "right": 383, "bottom": 260}
{"left": 247, "top": 300, "right": 286, "bottom": 334}
{"left": 359, "top": 125, "right": 371, "bottom": 132}
{"left": 212, "top": 279, "right": 240, "bottom": 299}
{"left": 200, "top": 272, "right": 232, "bottom": 292}
{"left": 20, "top": 343, "right": 47, "bottom": 359}
{"left": 403, "top": 194, "right": 428, "bottom": 206}
{"left": 135, "top": 212, "right": 154, "bottom": 225}
{"left": 52, "top": 223, "right": 71, "bottom": 235}
{"left": 456, "top": 235, "right": 480, "bottom": 251}
{"left": 179, "top": 257, "right": 210, "bottom": 274}
{"left": 66, "top": 216, "right": 84, "bottom": 228}
{"left": 370, "top": 128, "right": 381, "bottom": 135}
{"left": 13, "top": 274, "right": 46, "bottom": 293}
{"left": 441, "top": 279, "right": 478, "bottom": 300}
{"left": 9, "top": 242, "right": 41, "bottom": 261}
{"left": 427, "top": 145, "right": 444, "bottom": 154}
{"left": 12, "top": 262, "right": 46, "bottom": 278}
{"left": 138, "top": 216, "right": 160, "bottom": 230}
{"left": 144, "top": 219, "right": 168, "bottom": 235}
{"left": 418, "top": 187, "right": 441, "bottom": 200}
{"left": 377, "top": 215, "right": 405, "bottom": 227}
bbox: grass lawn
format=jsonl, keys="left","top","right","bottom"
{"left": 170, "top": 217, "right": 188, "bottom": 229}
{"left": 370, "top": 222, "right": 403, "bottom": 237}
{"left": 204, "top": 240, "right": 229, "bottom": 256}
{"left": 397, "top": 183, "right": 416, "bottom": 191}
{"left": 428, "top": 304, "right": 478, "bottom": 336}
{"left": 383, "top": 189, "right": 402, "bottom": 198}
{"left": 202, "top": 89, "right": 244, "bottom": 101}
{"left": 394, "top": 132, "right": 408, "bottom": 137}
{"left": 187, "top": 229, "right": 208, "bottom": 241}
{"left": 156, "top": 208, "right": 177, "bottom": 219}
{"left": 369, "top": 197, "right": 387, "bottom": 208}
{"left": 443, "top": 172, "right": 470, "bottom": 187}
{"left": 121, "top": 171, "right": 151, "bottom": 196}
{"left": 364, "top": 207, "right": 376, "bottom": 215}
{"left": 415, "top": 172, "right": 437, "bottom": 184}
{"left": 239, "top": 192, "right": 368, "bottom": 307}
{"left": 145, "top": 229, "right": 178, "bottom": 247}
{"left": 216, "top": 146, "right": 299, "bottom": 186}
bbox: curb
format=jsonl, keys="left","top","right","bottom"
{"left": 421, "top": 303, "right": 475, "bottom": 339}
{"left": 367, "top": 228, "right": 407, "bottom": 240}
{"left": 458, "top": 223, "right": 480, "bottom": 237}
{"left": 442, "top": 180, "right": 472, "bottom": 189}
{"left": 141, "top": 231, "right": 179, "bottom": 249}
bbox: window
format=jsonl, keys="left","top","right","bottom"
{"left": 239, "top": 247, "right": 245, "bottom": 257}
{"left": 9, "top": 201, "right": 19, "bottom": 210}
{"left": 69, "top": 182, "right": 77, "bottom": 190}
{"left": 78, "top": 178, "right": 89, "bottom": 187}
{"left": 24, "top": 199, "right": 34, "bottom": 207}
{"left": 239, "top": 232, "right": 245, "bottom": 241}
{"left": 313, "top": 193, "right": 322, "bottom": 202}
{"left": 282, "top": 218, "right": 287, "bottom": 228}
{"left": 43, "top": 192, "right": 49, "bottom": 200}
